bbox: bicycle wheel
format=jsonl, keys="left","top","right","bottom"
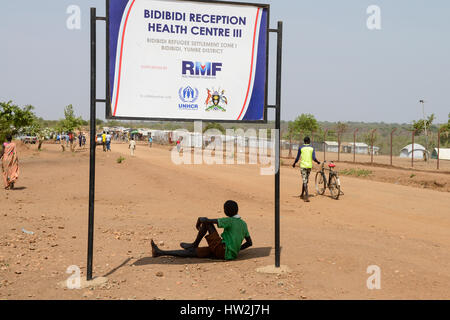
{"left": 328, "top": 174, "right": 340, "bottom": 200}
{"left": 315, "top": 172, "right": 326, "bottom": 195}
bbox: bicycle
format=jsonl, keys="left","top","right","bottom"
{"left": 315, "top": 161, "right": 342, "bottom": 200}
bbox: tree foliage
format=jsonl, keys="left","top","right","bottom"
{"left": 291, "top": 114, "right": 319, "bottom": 137}
{"left": 413, "top": 114, "right": 435, "bottom": 135}
{"left": 363, "top": 131, "right": 378, "bottom": 146}
{"left": 0, "top": 101, "right": 38, "bottom": 143}
{"left": 438, "top": 113, "right": 450, "bottom": 146}
{"left": 203, "top": 122, "right": 225, "bottom": 134}
{"left": 58, "top": 105, "right": 83, "bottom": 133}
{"left": 336, "top": 121, "right": 348, "bottom": 134}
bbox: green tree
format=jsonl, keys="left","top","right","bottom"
{"left": 336, "top": 122, "right": 348, "bottom": 135}
{"left": 203, "top": 122, "right": 225, "bottom": 134}
{"left": 0, "top": 101, "right": 37, "bottom": 143}
{"left": 364, "top": 131, "right": 378, "bottom": 147}
{"left": 58, "top": 105, "right": 83, "bottom": 133}
{"left": 285, "top": 122, "right": 297, "bottom": 157}
{"left": 413, "top": 114, "right": 435, "bottom": 135}
{"left": 439, "top": 113, "right": 450, "bottom": 147}
{"left": 292, "top": 114, "right": 319, "bottom": 137}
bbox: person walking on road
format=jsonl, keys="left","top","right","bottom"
{"left": 292, "top": 136, "right": 321, "bottom": 202}
{"left": 148, "top": 135, "right": 153, "bottom": 148}
{"left": 106, "top": 132, "right": 112, "bottom": 152}
{"left": 68, "top": 132, "right": 75, "bottom": 152}
{"left": 1, "top": 135, "right": 20, "bottom": 190}
{"left": 176, "top": 136, "right": 183, "bottom": 153}
{"left": 129, "top": 137, "right": 136, "bottom": 156}
{"left": 102, "top": 132, "right": 107, "bottom": 152}
{"left": 78, "top": 132, "right": 83, "bottom": 148}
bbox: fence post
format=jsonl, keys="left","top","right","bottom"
{"left": 323, "top": 129, "right": 328, "bottom": 161}
{"left": 338, "top": 130, "right": 341, "bottom": 162}
{"left": 437, "top": 128, "right": 444, "bottom": 170}
{"left": 353, "top": 128, "right": 358, "bottom": 163}
{"left": 371, "top": 129, "right": 377, "bottom": 165}
{"left": 288, "top": 132, "right": 292, "bottom": 158}
{"left": 411, "top": 130, "right": 417, "bottom": 168}
{"left": 390, "top": 128, "right": 397, "bottom": 166}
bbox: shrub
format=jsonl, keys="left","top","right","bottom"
{"left": 340, "top": 168, "right": 372, "bottom": 177}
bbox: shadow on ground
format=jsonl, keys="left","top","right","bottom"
{"left": 132, "top": 247, "right": 273, "bottom": 266}
{"left": 102, "top": 258, "right": 133, "bottom": 277}
{"left": 10, "top": 186, "right": 27, "bottom": 191}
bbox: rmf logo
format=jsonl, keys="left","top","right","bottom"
{"left": 182, "top": 61, "right": 222, "bottom": 77}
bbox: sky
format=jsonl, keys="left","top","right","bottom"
{"left": 0, "top": 0, "right": 449, "bottom": 124}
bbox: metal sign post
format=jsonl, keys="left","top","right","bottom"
{"left": 87, "top": 4, "right": 109, "bottom": 281}
{"left": 87, "top": 1, "right": 283, "bottom": 280}
{"left": 87, "top": 7, "right": 97, "bottom": 281}
{"left": 267, "top": 21, "right": 283, "bottom": 268}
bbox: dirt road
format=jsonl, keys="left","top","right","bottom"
{"left": 1, "top": 142, "right": 449, "bottom": 300}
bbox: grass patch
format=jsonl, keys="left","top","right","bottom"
{"left": 116, "top": 156, "right": 126, "bottom": 164}
{"left": 410, "top": 174, "right": 416, "bottom": 178}
{"left": 340, "top": 168, "right": 372, "bottom": 177}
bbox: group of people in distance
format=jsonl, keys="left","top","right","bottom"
{"left": 101, "top": 131, "right": 112, "bottom": 152}
{"left": 56, "top": 132, "right": 86, "bottom": 152}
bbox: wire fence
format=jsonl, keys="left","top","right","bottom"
{"left": 281, "top": 128, "right": 450, "bottom": 172}
{"left": 80, "top": 126, "right": 449, "bottom": 171}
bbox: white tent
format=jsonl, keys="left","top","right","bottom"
{"left": 400, "top": 144, "right": 426, "bottom": 159}
{"left": 431, "top": 148, "right": 450, "bottom": 160}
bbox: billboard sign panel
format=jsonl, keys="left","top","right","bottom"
{"left": 108, "top": 0, "right": 269, "bottom": 122}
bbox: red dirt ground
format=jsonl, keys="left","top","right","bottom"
{"left": 1, "top": 141, "right": 449, "bottom": 300}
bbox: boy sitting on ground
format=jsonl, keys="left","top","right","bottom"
{"left": 151, "top": 200, "right": 252, "bottom": 260}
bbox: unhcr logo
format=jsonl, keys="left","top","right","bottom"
{"left": 178, "top": 86, "right": 199, "bottom": 110}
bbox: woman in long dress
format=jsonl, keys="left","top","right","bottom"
{"left": 1, "top": 135, "right": 20, "bottom": 190}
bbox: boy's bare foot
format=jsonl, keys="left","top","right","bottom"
{"left": 151, "top": 239, "right": 162, "bottom": 257}
{"left": 180, "top": 242, "right": 195, "bottom": 250}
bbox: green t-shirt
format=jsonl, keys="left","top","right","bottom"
{"left": 218, "top": 217, "right": 250, "bottom": 260}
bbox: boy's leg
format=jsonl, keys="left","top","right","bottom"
{"left": 302, "top": 169, "right": 311, "bottom": 202}
{"left": 151, "top": 240, "right": 197, "bottom": 258}
{"left": 303, "top": 182, "right": 309, "bottom": 202}
{"left": 300, "top": 182, "right": 305, "bottom": 198}
{"left": 180, "top": 222, "right": 217, "bottom": 250}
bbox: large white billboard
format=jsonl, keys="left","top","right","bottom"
{"left": 108, "top": 0, "right": 269, "bottom": 122}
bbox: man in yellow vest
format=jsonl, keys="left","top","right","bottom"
{"left": 102, "top": 131, "right": 107, "bottom": 152}
{"left": 292, "top": 136, "right": 321, "bottom": 202}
